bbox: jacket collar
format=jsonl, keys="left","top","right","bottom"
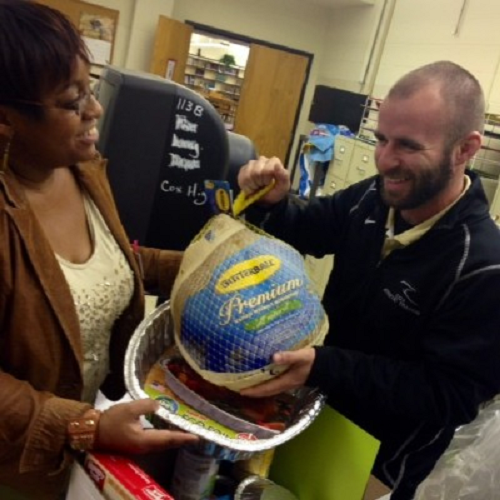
{"left": 0, "top": 157, "right": 119, "bottom": 373}
{"left": 373, "top": 169, "right": 490, "bottom": 231}
{"left": 431, "top": 170, "right": 491, "bottom": 229}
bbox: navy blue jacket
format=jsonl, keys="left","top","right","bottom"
{"left": 253, "top": 171, "right": 500, "bottom": 499}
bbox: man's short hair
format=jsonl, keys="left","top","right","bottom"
{"left": 387, "top": 61, "right": 485, "bottom": 144}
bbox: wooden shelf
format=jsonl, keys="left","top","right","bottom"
{"left": 184, "top": 79, "right": 240, "bottom": 98}
{"left": 187, "top": 53, "right": 245, "bottom": 69}
{"left": 186, "top": 63, "right": 244, "bottom": 79}
{"left": 184, "top": 72, "right": 241, "bottom": 88}
{"left": 184, "top": 54, "right": 245, "bottom": 125}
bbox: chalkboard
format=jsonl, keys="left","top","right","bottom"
{"left": 97, "top": 67, "right": 230, "bottom": 251}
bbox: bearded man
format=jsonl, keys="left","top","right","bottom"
{"left": 237, "top": 61, "right": 500, "bottom": 500}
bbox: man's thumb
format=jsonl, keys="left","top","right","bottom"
{"left": 273, "top": 351, "right": 296, "bottom": 365}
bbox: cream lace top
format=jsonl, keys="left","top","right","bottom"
{"left": 57, "top": 194, "right": 134, "bottom": 403}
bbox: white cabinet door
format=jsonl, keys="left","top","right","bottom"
{"left": 323, "top": 174, "right": 345, "bottom": 196}
{"left": 345, "top": 142, "right": 377, "bottom": 186}
{"left": 328, "top": 136, "right": 356, "bottom": 182}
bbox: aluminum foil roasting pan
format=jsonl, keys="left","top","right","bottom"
{"left": 124, "top": 301, "right": 325, "bottom": 461}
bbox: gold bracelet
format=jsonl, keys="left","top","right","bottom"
{"left": 67, "top": 409, "right": 101, "bottom": 452}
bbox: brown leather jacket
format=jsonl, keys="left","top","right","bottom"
{"left": 0, "top": 158, "right": 182, "bottom": 499}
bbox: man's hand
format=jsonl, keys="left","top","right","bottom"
{"left": 238, "top": 156, "right": 291, "bottom": 206}
{"left": 95, "top": 399, "right": 199, "bottom": 454}
{"left": 240, "top": 348, "right": 316, "bottom": 398}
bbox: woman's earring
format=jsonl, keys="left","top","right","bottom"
{"left": 1, "top": 139, "right": 10, "bottom": 172}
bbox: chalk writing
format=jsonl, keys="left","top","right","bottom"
{"left": 160, "top": 181, "right": 207, "bottom": 206}
{"left": 176, "top": 97, "right": 204, "bottom": 118}
{"left": 171, "top": 134, "right": 200, "bottom": 158}
{"left": 175, "top": 114, "right": 198, "bottom": 133}
{"left": 168, "top": 154, "right": 200, "bottom": 171}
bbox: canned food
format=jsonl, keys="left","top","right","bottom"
{"left": 233, "top": 449, "right": 276, "bottom": 481}
{"left": 234, "top": 475, "right": 298, "bottom": 500}
{"left": 170, "top": 448, "right": 219, "bottom": 500}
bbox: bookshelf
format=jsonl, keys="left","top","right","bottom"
{"left": 184, "top": 54, "right": 245, "bottom": 127}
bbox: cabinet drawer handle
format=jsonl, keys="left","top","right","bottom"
{"left": 362, "top": 154, "right": 369, "bottom": 162}
{"left": 339, "top": 146, "right": 345, "bottom": 153}
{"left": 356, "top": 166, "right": 366, "bottom": 173}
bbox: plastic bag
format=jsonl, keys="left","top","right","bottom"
{"left": 415, "top": 395, "right": 500, "bottom": 499}
{"left": 170, "top": 214, "right": 329, "bottom": 391}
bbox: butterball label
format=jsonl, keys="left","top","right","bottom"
{"left": 215, "top": 255, "right": 281, "bottom": 294}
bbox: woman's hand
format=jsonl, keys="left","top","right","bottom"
{"left": 95, "top": 399, "right": 199, "bottom": 454}
{"left": 240, "top": 348, "right": 316, "bottom": 398}
{"left": 238, "top": 156, "right": 291, "bottom": 205}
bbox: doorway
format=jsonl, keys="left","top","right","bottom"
{"left": 150, "top": 17, "right": 313, "bottom": 165}
{"left": 184, "top": 32, "right": 249, "bottom": 131}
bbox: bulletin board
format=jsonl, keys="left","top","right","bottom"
{"left": 36, "top": 0, "right": 119, "bottom": 67}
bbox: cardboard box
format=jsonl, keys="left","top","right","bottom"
{"left": 84, "top": 453, "right": 174, "bottom": 500}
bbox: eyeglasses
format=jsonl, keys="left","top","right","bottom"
{"left": 4, "top": 89, "right": 97, "bottom": 116}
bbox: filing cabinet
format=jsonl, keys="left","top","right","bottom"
{"left": 328, "top": 135, "right": 356, "bottom": 181}
{"left": 345, "top": 141, "right": 377, "bottom": 185}
{"left": 305, "top": 139, "right": 376, "bottom": 298}
{"left": 323, "top": 174, "right": 345, "bottom": 196}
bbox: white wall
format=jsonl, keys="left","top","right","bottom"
{"left": 319, "top": 1, "right": 386, "bottom": 93}
{"left": 88, "top": 0, "right": 340, "bottom": 165}
{"left": 88, "top": 0, "right": 500, "bottom": 130}
{"left": 489, "top": 69, "right": 500, "bottom": 115}
{"left": 125, "top": 0, "right": 175, "bottom": 70}
{"left": 372, "top": 0, "right": 500, "bottom": 108}
{"left": 171, "top": 0, "right": 334, "bottom": 165}
{"left": 314, "top": 0, "right": 500, "bottom": 114}
{"left": 89, "top": 0, "right": 500, "bottom": 164}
